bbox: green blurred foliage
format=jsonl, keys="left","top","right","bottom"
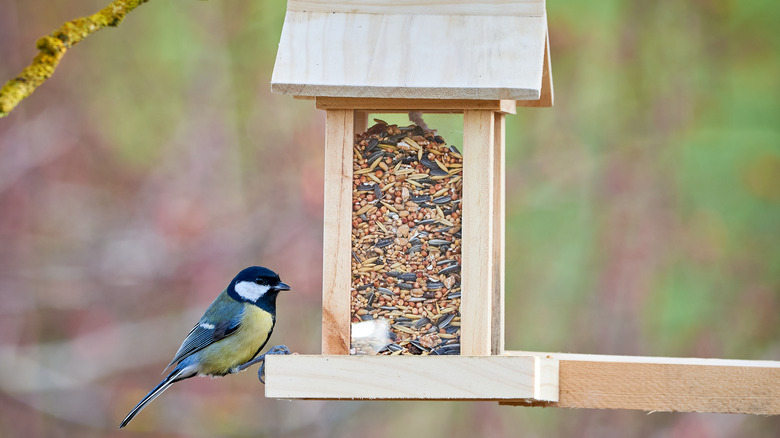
{"left": 0, "top": 0, "right": 778, "bottom": 436}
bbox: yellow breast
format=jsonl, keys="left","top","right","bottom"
{"left": 197, "top": 305, "right": 275, "bottom": 376}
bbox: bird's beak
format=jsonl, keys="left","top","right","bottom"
{"left": 276, "top": 282, "right": 291, "bottom": 291}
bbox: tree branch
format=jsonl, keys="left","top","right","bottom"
{"left": 0, "top": 0, "right": 151, "bottom": 117}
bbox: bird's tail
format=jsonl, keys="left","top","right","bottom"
{"left": 119, "top": 364, "right": 195, "bottom": 428}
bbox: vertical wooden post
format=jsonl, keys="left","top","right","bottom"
{"left": 322, "top": 109, "right": 354, "bottom": 355}
{"left": 461, "top": 110, "right": 495, "bottom": 356}
{"left": 354, "top": 110, "right": 369, "bottom": 134}
{"left": 492, "top": 112, "right": 506, "bottom": 355}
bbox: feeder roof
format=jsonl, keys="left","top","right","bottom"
{"left": 271, "top": 0, "right": 550, "bottom": 101}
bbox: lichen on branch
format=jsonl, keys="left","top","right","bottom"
{"left": 0, "top": 0, "right": 151, "bottom": 117}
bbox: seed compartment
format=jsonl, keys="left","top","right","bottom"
{"left": 350, "top": 120, "right": 462, "bottom": 355}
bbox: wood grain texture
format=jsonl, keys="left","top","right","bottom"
{"left": 264, "top": 355, "right": 559, "bottom": 401}
{"left": 322, "top": 110, "right": 354, "bottom": 355}
{"left": 315, "top": 97, "right": 517, "bottom": 114}
{"left": 517, "top": 29, "right": 554, "bottom": 107}
{"left": 272, "top": 10, "right": 547, "bottom": 100}
{"left": 461, "top": 110, "right": 495, "bottom": 356}
{"left": 354, "top": 110, "right": 369, "bottom": 133}
{"left": 287, "top": 0, "right": 546, "bottom": 16}
{"left": 502, "top": 351, "right": 780, "bottom": 414}
{"left": 491, "top": 113, "right": 506, "bottom": 355}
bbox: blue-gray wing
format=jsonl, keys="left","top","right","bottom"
{"left": 164, "top": 291, "right": 244, "bottom": 370}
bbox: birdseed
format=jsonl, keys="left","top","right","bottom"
{"left": 350, "top": 120, "right": 462, "bottom": 356}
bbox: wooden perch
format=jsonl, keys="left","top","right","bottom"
{"left": 0, "top": 0, "right": 151, "bottom": 117}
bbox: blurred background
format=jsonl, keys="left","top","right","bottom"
{"left": 1, "top": 0, "right": 778, "bottom": 436}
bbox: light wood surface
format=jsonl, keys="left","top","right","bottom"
{"left": 286, "top": 0, "right": 546, "bottom": 16}
{"left": 502, "top": 351, "right": 780, "bottom": 414}
{"left": 491, "top": 113, "right": 506, "bottom": 355}
{"left": 321, "top": 110, "right": 354, "bottom": 355}
{"left": 315, "top": 97, "right": 517, "bottom": 114}
{"left": 272, "top": 7, "right": 547, "bottom": 100}
{"left": 265, "top": 355, "right": 559, "bottom": 401}
{"left": 461, "top": 110, "right": 496, "bottom": 356}
{"left": 353, "top": 110, "right": 369, "bottom": 133}
{"left": 264, "top": 351, "right": 778, "bottom": 413}
{"left": 517, "top": 30, "right": 554, "bottom": 108}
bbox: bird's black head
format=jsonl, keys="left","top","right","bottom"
{"left": 227, "top": 266, "right": 290, "bottom": 306}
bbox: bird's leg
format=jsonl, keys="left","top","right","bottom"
{"left": 236, "top": 345, "right": 292, "bottom": 384}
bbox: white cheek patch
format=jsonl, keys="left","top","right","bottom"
{"left": 199, "top": 322, "right": 215, "bottom": 330}
{"left": 234, "top": 281, "right": 271, "bottom": 301}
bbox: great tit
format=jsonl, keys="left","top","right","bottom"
{"left": 119, "top": 266, "right": 290, "bottom": 428}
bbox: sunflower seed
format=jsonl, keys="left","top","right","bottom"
{"left": 430, "top": 344, "right": 460, "bottom": 355}
{"left": 386, "top": 343, "right": 404, "bottom": 352}
{"left": 419, "top": 156, "right": 437, "bottom": 170}
{"left": 436, "top": 313, "right": 456, "bottom": 329}
{"left": 413, "top": 317, "right": 430, "bottom": 329}
{"left": 375, "top": 238, "right": 393, "bottom": 248}
{"left": 398, "top": 273, "right": 417, "bottom": 282}
{"left": 437, "top": 259, "right": 457, "bottom": 266}
{"left": 439, "top": 264, "right": 461, "bottom": 275}
{"left": 378, "top": 287, "right": 395, "bottom": 296}
{"left": 429, "top": 167, "right": 449, "bottom": 176}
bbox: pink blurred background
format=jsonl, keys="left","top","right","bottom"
{"left": 1, "top": 0, "right": 778, "bottom": 436}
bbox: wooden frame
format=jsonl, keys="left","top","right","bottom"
{"left": 266, "top": 0, "right": 780, "bottom": 416}
{"left": 320, "top": 99, "right": 515, "bottom": 356}
{"left": 266, "top": 97, "right": 780, "bottom": 414}
{"left": 271, "top": 97, "right": 557, "bottom": 403}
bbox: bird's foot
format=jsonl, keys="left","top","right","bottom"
{"left": 237, "top": 345, "right": 292, "bottom": 384}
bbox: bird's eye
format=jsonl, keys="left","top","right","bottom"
{"left": 255, "top": 279, "right": 266, "bottom": 286}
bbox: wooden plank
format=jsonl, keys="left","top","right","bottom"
{"left": 265, "top": 355, "right": 559, "bottom": 401}
{"left": 315, "top": 97, "right": 517, "bottom": 114}
{"left": 272, "top": 12, "right": 546, "bottom": 100}
{"left": 354, "top": 110, "right": 369, "bottom": 133}
{"left": 461, "top": 110, "right": 495, "bottom": 356}
{"left": 287, "top": 0, "right": 547, "bottom": 17}
{"left": 321, "top": 109, "right": 354, "bottom": 355}
{"left": 501, "top": 351, "right": 780, "bottom": 415}
{"left": 517, "top": 30, "right": 553, "bottom": 107}
{"left": 491, "top": 112, "right": 506, "bottom": 355}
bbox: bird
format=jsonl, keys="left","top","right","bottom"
{"left": 119, "top": 266, "right": 291, "bottom": 428}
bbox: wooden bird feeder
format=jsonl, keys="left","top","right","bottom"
{"left": 263, "top": 0, "right": 780, "bottom": 414}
